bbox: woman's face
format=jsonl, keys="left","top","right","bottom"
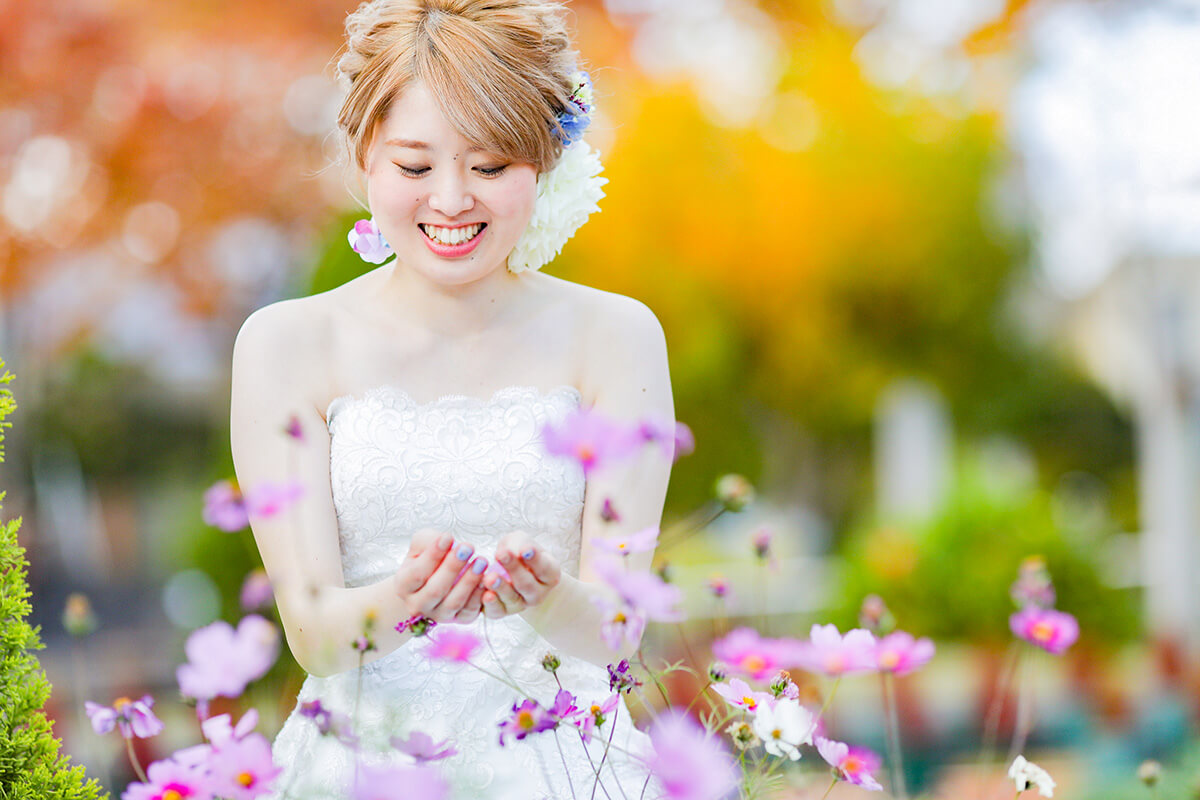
{"left": 362, "top": 79, "right": 538, "bottom": 287}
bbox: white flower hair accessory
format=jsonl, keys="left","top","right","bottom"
{"left": 506, "top": 137, "right": 607, "bottom": 274}
{"left": 1009, "top": 755, "right": 1056, "bottom": 797}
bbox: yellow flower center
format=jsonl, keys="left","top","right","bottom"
{"left": 590, "top": 705, "right": 601, "bottom": 714}
{"left": 879, "top": 651, "right": 900, "bottom": 669}
{"left": 113, "top": 697, "right": 132, "bottom": 712}
{"left": 613, "top": 612, "right": 626, "bottom": 624}
{"left": 576, "top": 444, "right": 595, "bottom": 462}
{"left": 741, "top": 655, "right": 766, "bottom": 674}
{"left": 163, "top": 791, "right": 183, "bottom": 800}
{"left": 825, "top": 654, "right": 845, "bottom": 672}
{"left": 1032, "top": 621, "right": 1054, "bottom": 642}
{"left": 843, "top": 755, "right": 863, "bottom": 775}
{"left": 238, "top": 772, "right": 255, "bottom": 787}
{"left": 517, "top": 710, "right": 536, "bottom": 730}
{"left": 771, "top": 728, "right": 782, "bottom": 740}
{"left": 617, "top": 542, "right": 627, "bottom": 550}
{"left": 742, "top": 696, "right": 757, "bottom": 709}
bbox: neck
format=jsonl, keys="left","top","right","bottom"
{"left": 377, "top": 259, "right": 527, "bottom": 337}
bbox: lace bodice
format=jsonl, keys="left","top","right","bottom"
{"left": 265, "top": 384, "right": 662, "bottom": 800}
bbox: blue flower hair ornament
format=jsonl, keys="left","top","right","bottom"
{"left": 554, "top": 70, "right": 595, "bottom": 147}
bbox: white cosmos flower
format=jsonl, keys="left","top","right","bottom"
{"left": 506, "top": 139, "right": 607, "bottom": 274}
{"left": 1009, "top": 755, "right": 1055, "bottom": 797}
{"left": 750, "top": 698, "right": 816, "bottom": 761}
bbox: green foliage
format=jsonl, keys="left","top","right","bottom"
{"left": 0, "top": 362, "right": 108, "bottom": 798}
{"left": 831, "top": 453, "right": 1141, "bottom": 647}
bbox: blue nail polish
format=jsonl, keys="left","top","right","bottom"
{"left": 522, "top": 549, "right": 535, "bottom": 560}
{"left": 472, "top": 558, "right": 487, "bottom": 574}
{"left": 456, "top": 546, "right": 472, "bottom": 561}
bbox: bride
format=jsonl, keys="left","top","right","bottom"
{"left": 229, "top": 0, "right": 674, "bottom": 796}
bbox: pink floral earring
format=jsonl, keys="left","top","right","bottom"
{"left": 347, "top": 218, "right": 393, "bottom": 264}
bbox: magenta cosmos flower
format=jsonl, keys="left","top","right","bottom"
{"left": 177, "top": 615, "right": 280, "bottom": 701}
{"left": 874, "top": 631, "right": 935, "bottom": 675}
{"left": 711, "top": 627, "right": 804, "bottom": 681}
{"left": 389, "top": 730, "right": 457, "bottom": 762}
{"left": 238, "top": 569, "right": 273, "bottom": 612}
{"left": 646, "top": 711, "right": 740, "bottom": 800}
{"left": 347, "top": 218, "right": 394, "bottom": 264}
{"left": 795, "top": 624, "right": 878, "bottom": 676}
{"left": 594, "top": 557, "right": 684, "bottom": 622}
{"left": 85, "top": 694, "right": 164, "bottom": 739}
{"left": 574, "top": 693, "right": 620, "bottom": 736}
{"left": 121, "top": 757, "right": 213, "bottom": 800}
{"left": 591, "top": 525, "right": 659, "bottom": 557}
{"left": 202, "top": 479, "right": 304, "bottom": 532}
{"left": 1010, "top": 607, "right": 1079, "bottom": 655}
{"left": 206, "top": 732, "right": 281, "bottom": 800}
{"left": 637, "top": 415, "right": 695, "bottom": 462}
{"left": 353, "top": 764, "right": 449, "bottom": 800}
{"left": 541, "top": 408, "right": 642, "bottom": 475}
{"left": 498, "top": 698, "right": 558, "bottom": 745}
{"left": 816, "top": 736, "right": 883, "bottom": 791}
{"left": 711, "top": 677, "right": 774, "bottom": 713}
{"left": 425, "top": 628, "right": 482, "bottom": 663}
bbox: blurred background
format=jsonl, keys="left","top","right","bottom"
{"left": 1, "top": 0, "right": 1198, "bottom": 796}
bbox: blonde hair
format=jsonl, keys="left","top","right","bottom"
{"left": 333, "top": 0, "right": 582, "bottom": 175}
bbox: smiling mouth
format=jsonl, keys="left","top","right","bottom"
{"left": 419, "top": 222, "right": 487, "bottom": 247}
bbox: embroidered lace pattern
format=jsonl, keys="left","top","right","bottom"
{"left": 264, "top": 384, "right": 663, "bottom": 799}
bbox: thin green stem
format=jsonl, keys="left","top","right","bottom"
{"left": 123, "top": 736, "right": 148, "bottom": 784}
{"left": 1007, "top": 647, "right": 1034, "bottom": 766}
{"left": 881, "top": 671, "right": 908, "bottom": 800}
{"left": 816, "top": 676, "right": 842, "bottom": 722}
{"left": 820, "top": 777, "right": 839, "bottom": 800}
{"left": 636, "top": 649, "right": 671, "bottom": 707}
{"left": 684, "top": 680, "right": 713, "bottom": 715}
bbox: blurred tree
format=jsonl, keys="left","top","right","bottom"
{"left": 0, "top": 362, "right": 108, "bottom": 798}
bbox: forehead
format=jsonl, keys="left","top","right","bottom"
{"left": 377, "top": 79, "right": 475, "bottom": 152}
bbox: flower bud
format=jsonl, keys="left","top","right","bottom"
{"left": 715, "top": 474, "right": 755, "bottom": 512}
{"left": 707, "top": 574, "right": 730, "bottom": 598}
{"left": 1137, "top": 760, "right": 1162, "bottom": 787}
{"left": 707, "top": 662, "right": 728, "bottom": 682}
{"left": 859, "top": 594, "right": 896, "bottom": 636}
{"left": 751, "top": 526, "right": 772, "bottom": 560}
{"left": 62, "top": 593, "right": 97, "bottom": 637}
{"left": 542, "top": 652, "right": 562, "bottom": 673}
{"left": 724, "top": 721, "right": 759, "bottom": 751}
{"left": 600, "top": 497, "right": 621, "bottom": 523}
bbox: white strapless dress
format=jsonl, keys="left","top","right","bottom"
{"left": 266, "top": 384, "right": 662, "bottom": 800}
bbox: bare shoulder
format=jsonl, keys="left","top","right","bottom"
{"left": 534, "top": 274, "right": 665, "bottom": 349}
{"left": 232, "top": 293, "right": 336, "bottom": 402}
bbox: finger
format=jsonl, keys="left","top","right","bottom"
{"left": 454, "top": 582, "right": 488, "bottom": 624}
{"left": 395, "top": 531, "right": 454, "bottom": 595}
{"left": 412, "top": 541, "right": 476, "bottom": 614}
{"left": 431, "top": 555, "right": 488, "bottom": 620}
{"left": 482, "top": 588, "right": 507, "bottom": 619}
{"left": 520, "top": 547, "right": 561, "bottom": 587}
{"left": 501, "top": 554, "right": 544, "bottom": 604}
{"left": 487, "top": 575, "right": 526, "bottom": 612}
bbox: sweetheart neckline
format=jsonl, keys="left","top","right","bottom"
{"left": 324, "top": 383, "right": 583, "bottom": 426}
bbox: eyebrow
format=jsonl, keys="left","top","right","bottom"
{"left": 384, "top": 138, "right": 487, "bottom": 153}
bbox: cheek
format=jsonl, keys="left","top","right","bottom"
{"left": 492, "top": 171, "right": 537, "bottom": 219}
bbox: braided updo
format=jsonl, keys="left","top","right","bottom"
{"left": 334, "top": 0, "right": 583, "bottom": 175}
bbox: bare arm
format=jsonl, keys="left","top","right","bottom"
{"left": 515, "top": 295, "right": 675, "bottom": 666}
{"left": 229, "top": 303, "right": 488, "bottom": 677}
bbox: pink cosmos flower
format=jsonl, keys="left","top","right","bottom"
{"left": 390, "top": 731, "right": 457, "bottom": 762}
{"left": 594, "top": 558, "right": 685, "bottom": 622}
{"left": 637, "top": 416, "right": 696, "bottom": 462}
{"left": 549, "top": 689, "right": 582, "bottom": 722}
{"left": 202, "top": 479, "right": 304, "bottom": 532}
{"left": 591, "top": 525, "right": 659, "bottom": 557}
{"left": 816, "top": 736, "right": 884, "bottom": 791}
{"left": 874, "top": 631, "right": 935, "bottom": 675}
{"left": 298, "top": 699, "right": 358, "bottom": 749}
{"left": 1010, "top": 607, "right": 1079, "bottom": 655}
{"left": 795, "top": 624, "right": 878, "bottom": 676}
{"left": 1010, "top": 556, "right": 1056, "bottom": 610}
{"left": 239, "top": 569, "right": 273, "bottom": 612}
{"left": 594, "top": 596, "right": 647, "bottom": 651}
{"left": 574, "top": 694, "right": 620, "bottom": 736}
{"left": 707, "top": 574, "right": 731, "bottom": 599}
{"left": 498, "top": 699, "right": 558, "bottom": 745}
{"left": 425, "top": 628, "right": 482, "bottom": 663}
{"left": 121, "top": 757, "right": 213, "bottom": 800}
{"left": 711, "top": 678, "right": 773, "bottom": 713}
{"left": 711, "top": 627, "right": 804, "bottom": 681}
{"left": 541, "top": 408, "right": 642, "bottom": 476}
{"left": 202, "top": 709, "right": 259, "bottom": 747}
{"left": 646, "top": 711, "right": 740, "bottom": 800}
{"left": 85, "top": 694, "right": 164, "bottom": 739}
{"left": 352, "top": 764, "right": 449, "bottom": 800}
{"left": 347, "top": 218, "right": 394, "bottom": 265}
{"left": 206, "top": 732, "right": 281, "bottom": 800}
{"left": 177, "top": 615, "right": 280, "bottom": 701}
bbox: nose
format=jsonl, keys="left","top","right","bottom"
{"left": 426, "top": 169, "right": 475, "bottom": 218}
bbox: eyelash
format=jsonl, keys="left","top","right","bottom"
{"left": 394, "top": 164, "right": 508, "bottom": 177}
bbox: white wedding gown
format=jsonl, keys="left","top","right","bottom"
{"left": 266, "top": 384, "right": 662, "bottom": 800}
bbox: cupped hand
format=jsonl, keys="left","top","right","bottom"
{"left": 392, "top": 528, "right": 489, "bottom": 624}
{"left": 481, "top": 530, "right": 561, "bottom": 620}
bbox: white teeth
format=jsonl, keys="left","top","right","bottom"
{"left": 421, "top": 223, "right": 483, "bottom": 246}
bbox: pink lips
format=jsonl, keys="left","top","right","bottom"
{"left": 420, "top": 223, "right": 487, "bottom": 258}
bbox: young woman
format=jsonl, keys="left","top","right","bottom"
{"left": 229, "top": 0, "right": 674, "bottom": 796}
